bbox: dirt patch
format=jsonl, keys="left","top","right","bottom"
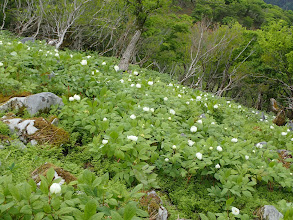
{"left": 0, "top": 91, "right": 32, "bottom": 104}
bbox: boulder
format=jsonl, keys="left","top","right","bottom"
{"left": 2, "top": 117, "right": 69, "bottom": 146}
{"left": 261, "top": 205, "right": 284, "bottom": 220}
{"left": 0, "top": 92, "right": 63, "bottom": 116}
{"left": 20, "top": 37, "right": 35, "bottom": 44}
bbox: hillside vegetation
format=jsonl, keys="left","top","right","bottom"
{"left": 0, "top": 31, "right": 293, "bottom": 219}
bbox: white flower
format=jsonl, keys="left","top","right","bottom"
{"left": 204, "top": 103, "right": 208, "bottom": 107}
{"left": 148, "top": 81, "right": 153, "bottom": 85}
{"left": 102, "top": 62, "right": 106, "bottom": 65}
{"left": 95, "top": 69, "right": 99, "bottom": 73}
{"left": 10, "top": 51, "right": 17, "bottom": 56}
{"left": 69, "top": 97, "right": 74, "bottom": 101}
{"left": 188, "top": 140, "right": 195, "bottom": 146}
{"left": 217, "top": 146, "right": 223, "bottom": 152}
{"left": 130, "top": 114, "right": 136, "bottom": 119}
{"left": 169, "top": 109, "right": 176, "bottom": 115}
{"left": 150, "top": 108, "right": 154, "bottom": 112}
{"left": 55, "top": 53, "right": 59, "bottom": 57}
{"left": 73, "top": 94, "right": 80, "bottom": 101}
{"left": 211, "top": 122, "right": 215, "bottom": 125}
{"left": 114, "top": 65, "right": 119, "bottom": 71}
{"left": 103, "top": 117, "right": 107, "bottom": 121}
{"left": 197, "top": 119, "right": 202, "bottom": 124}
{"left": 190, "top": 98, "right": 194, "bottom": 101}
{"left": 172, "top": 145, "right": 177, "bottom": 149}
{"left": 227, "top": 101, "right": 230, "bottom": 104}
{"left": 136, "top": 84, "right": 141, "bottom": 88}
{"left": 281, "top": 132, "right": 287, "bottom": 136}
{"left": 164, "top": 97, "right": 168, "bottom": 101}
{"left": 50, "top": 183, "right": 61, "bottom": 194}
{"left": 196, "top": 96, "right": 201, "bottom": 101}
{"left": 86, "top": 55, "right": 91, "bottom": 58}
{"left": 128, "top": 78, "right": 131, "bottom": 81}
{"left": 252, "top": 150, "right": 256, "bottom": 153}
{"left": 245, "top": 155, "right": 249, "bottom": 160}
{"left": 291, "top": 138, "right": 293, "bottom": 141}
{"left": 165, "top": 158, "right": 169, "bottom": 162}
{"left": 0, "top": 62, "right": 3, "bottom": 66}
{"left": 186, "top": 101, "right": 190, "bottom": 105}
{"left": 70, "top": 54, "right": 73, "bottom": 58}
{"left": 0, "top": 41, "right": 2, "bottom": 44}
{"left": 213, "top": 104, "right": 219, "bottom": 109}
{"left": 270, "top": 125, "right": 274, "bottom": 129}
{"left": 7, "top": 42, "right": 11, "bottom": 45}
{"left": 256, "top": 143, "right": 263, "bottom": 149}
{"left": 80, "top": 60, "right": 87, "bottom": 65}
{"left": 209, "top": 147, "right": 213, "bottom": 150}
{"left": 133, "top": 71, "right": 139, "bottom": 75}
{"left": 102, "top": 139, "right": 108, "bottom": 144}
{"left": 287, "top": 129, "right": 290, "bottom": 132}
{"left": 127, "top": 135, "right": 138, "bottom": 141}
{"left": 178, "top": 94, "right": 182, "bottom": 98}
{"left": 131, "top": 84, "right": 135, "bottom": 87}
{"left": 215, "top": 164, "right": 220, "bottom": 169}
{"left": 143, "top": 107, "right": 150, "bottom": 112}
{"left": 190, "top": 126, "right": 197, "bottom": 132}
{"left": 168, "top": 117, "right": 172, "bottom": 120}
{"left": 120, "top": 79, "right": 124, "bottom": 83}
{"left": 231, "top": 138, "right": 238, "bottom": 143}
{"left": 196, "top": 152, "right": 203, "bottom": 160}
{"left": 238, "top": 105, "right": 241, "bottom": 109}
{"left": 168, "top": 83, "right": 173, "bottom": 87}
{"left": 231, "top": 207, "right": 240, "bottom": 215}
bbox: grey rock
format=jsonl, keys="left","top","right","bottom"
{"left": 0, "top": 92, "right": 63, "bottom": 116}
{"left": 30, "top": 140, "right": 38, "bottom": 146}
{"left": 262, "top": 205, "right": 283, "bottom": 220}
{"left": 4, "top": 118, "right": 38, "bottom": 137}
{"left": 10, "top": 140, "right": 26, "bottom": 150}
{"left": 156, "top": 206, "right": 168, "bottom": 220}
{"left": 49, "top": 71, "right": 56, "bottom": 79}
{"left": 0, "top": 144, "right": 5, "bottom": 149}
{"left": 200, "top": 114, "right": 206, "bottom": 119}
{"left": 287, "top": 121, "right": 293, "bottom": 131}
{"left": 20, "top": 37, "right": 35, "bottom": 44}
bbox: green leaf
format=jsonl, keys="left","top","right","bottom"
{"left": 84, "top": 200, "right": 97, "bottom": 220}
{"left": 123, "top": 201, "right": 137, "bottom": 220}
{"left": 111, "top": 211, "right": 123, "bottom": 220}
{"left": 34, "top": 212, "right": 45, "bottom": 220}
{"left": 108, "top": 198, "right": 118, "bottom": 206}
{"left": 51, "top": 197, "right": 61, "bottom": 210}
{"left": 20, "top": 205, "right": 32, "bottom": 215}
{"left": 89, "top": 212, "right": 104, "bottom": 220}
{"left": 114, "top": 150, "right": 125, "bottom": 160}
{"left": 0, "top": 202, "right": 15, "bottom": 212}
{"left": 47, "top": 168, "right": 55, "bottom": 183}
{"left": 56, "top": 207, "right": 77, "bottom": 215}
{"left": 131, "top": 184, "right": 143, "bottom": 195}
{"left": 242, "top": 190, "right": 252, "bottom": 197}
{"left": 110, "top": 131, "right": 119, "bottom": 140}
{"left": 199, "top": 213, "right": 209, "bottom": 220}
{"left": 207, "top": 212, "right": 217, "bottom": 220}
{"left": 8, "top": 184, "right": 20, "bottom": 201}
{"left": 226, "top": 197, "right": 234, "bottom": 207}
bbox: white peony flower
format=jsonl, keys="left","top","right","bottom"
{"left": 172, "top": 145, "right": 177, "bottom": 149}
{"left": 211, "top": 122, "right": 215, "bottom": 125}
{"left": 281, "top": 132, "right": 287, "bottom": 136}
{"left": 80, "top": 60, "right": 87, "bottom": 65}
{"left": 103, "top": 117, "right": 107, "bottom": 121}
{"left": 291, "top": 138, "right": 293, "bottom": 141}
{"left": 70, "top": 54, "right": 73, "bottom": 58}
{"left": 256, "top": 143, "right": 263, "bottom": 148}
{"left": 73, "top": 94, "right": 80, "bottom": 101}
{"left": 209, "top": 147, "right": 213, "bottom": 150}
{"left": 215, "top": 164, "right": 220, "bottom": 169}
{"left": 169, "top": 109, "right": 175, "bottom": 115}
{"left": 238, "top": 105, "right": 241, "bottom": 109}
{"left": 168, "top": 117, "right": 172, "bottom": 120}
{"left": 227, "top": 101, "right": 230, "bottom": 104}
{"left": 150, "top": 108, "right": 154, "bottom": 112}
{"left": 164, "top": 97, "right": 168, "bottom": 101}
{"left": 190, "top": 126, "right": 197, "bottom": 132}
{"left": 168, "top": 83, "right": 173, "bottom": 87}
{"left": 178, "top": 94, "right": 182, "bottom": 98}
{"left": 128, "top": 78, "right": 131, "bottom": 81}
{"left": 133, "top": 71, "right": 139, "bottom": 75}
{"left": 102, "top": 62, "right": 106, "bottom": 65}
{"left": 130, "top": 114, "right": 136, "bottom": 119}
{"left": 196, "top": 96, "right": 201, "bottom": 101}
{"left": 0, "top": 62, "right": 3, "bottom": 66}
{"left": 102, "top": 139, "right": 108, "bottom": 144}
{"left": 136, "top": 84, "right": 141, "bottom": 88}
{"left": 148, "top": 81, "right": 153, "bottom": 85}
{"left": 270, "top": 125, "right": 274, "bottom": 129}
{"left": 231, "top": 138, "right": 238, "bottom": 143}
{"left": 252, "top": 150, "right": 256, "bottom": 153}
{"left": 217, "top": 146, "right": 223, "bottom": 152}
{"left": 127, "top": 135, "right": 138, "bottom": 141}
{"left": 131, "top": 84, "right": 135, "bottom": 87}
{"left": 50, "top": 183, "right": 61, "bottom": 194}
{"left": 55, "top": 53, "right": 59, "bottom": 57}
{"left": 197, "top": 119, "right": 202, "bottom": 124}
{"left": 86, "top": 55, "right": 91, "bottom": 58}
{"left": 245, "top": 155, "right": 249, "bottom": 160}
{"left": 231, "top": 207, "right": 240, "bottom": 215}
{"left": 120, "top": 79, "right": 124, "bottom": 83}
{"left": 213, "top": 104, "right": 219, "bottom": 109}
{"left": 188, "top": 140, "right": 195, "bottom": 146}
{"left": 143, "top": 107, "right": 150, "bottom": 112}
{"left": 165, "top": 158, "right": 169, "bottom": 162}
{"left": 69, "top": 97, "right": 74, "bottom": 101}
{"left": 186, "top": 101, "right": 190, "bottom": 105}
{"left": 114, "top": 65, "right": 119, "bottom": 71}
{"left": 196, "top": 152, "right": 203, "bottom": 160}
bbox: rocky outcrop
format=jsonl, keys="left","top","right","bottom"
{"left": 260, "top": 205, "right": 284, "bottom": 220}
{"left": 0, "top": 92, "right": 63, "bottom": 116}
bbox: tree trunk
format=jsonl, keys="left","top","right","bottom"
{"left": 118, "top": 29, "right": 141, "bottom": 72}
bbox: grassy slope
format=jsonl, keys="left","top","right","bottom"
{"left": 0, "top": 31, "right": 292, "bottom": 219}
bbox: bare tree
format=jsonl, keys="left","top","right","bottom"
{"left": 0, "top": 0, "right": 8, "bottom": 30}
{"left": 39, "top": 0, "right": 93, "bottom": 49}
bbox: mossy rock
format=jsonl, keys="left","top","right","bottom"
{"left": 31, "top": 162, "right": 77, "bottom": 184}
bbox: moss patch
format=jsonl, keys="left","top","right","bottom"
{"left": 0, "top": 91, "right": 32, "bottom": 104}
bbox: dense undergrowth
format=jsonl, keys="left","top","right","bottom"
{"left": 0, "top": 31, "right": 292, "bottom": 219}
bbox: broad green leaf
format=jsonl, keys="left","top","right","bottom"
{"left": 123, "top": 201, "right": 137, "bottom": 220}
{"left": 84, "top": 200, "right": 97, "bottom": 219}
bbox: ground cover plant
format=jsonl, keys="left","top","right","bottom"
{"left": 0, "top": 31, "right": 292, "bottom": 219}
